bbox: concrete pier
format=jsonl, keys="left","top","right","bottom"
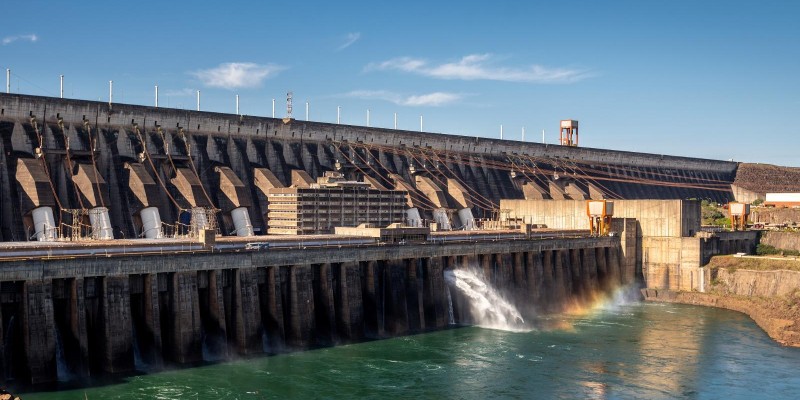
{"left": 0, "top": 236, "right": 627, "bottom": 385}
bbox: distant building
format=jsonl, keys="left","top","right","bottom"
{"left": 266, "top": 172, "right": 407, "bottom": 235}
{"left": 764, "top": 193, "right": 800, "bottom": 208}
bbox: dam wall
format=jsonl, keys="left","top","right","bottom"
{"left": 500, "top": 199, "right": 759, "bottom": 290}
{"left": 0, "top": 236, "right": 627, "bottom": 384}
{"left": 0, "top": 94, "right": 737, "bottom": 242}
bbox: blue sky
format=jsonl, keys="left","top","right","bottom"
{"left": 2, "top": 0, "right": 798, "bottom": 165}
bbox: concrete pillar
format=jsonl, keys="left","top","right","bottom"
{"left": 287, "top": 265, "right": 315, "bottom": 348}
{"left": 609, "top": 246, "right": 623, "bottom": 286}
{"left": 362, "top": 261, "right": 385, "bottom": 337}
{"left": 142, "top": 274, "right": 163, "bottom": 368}
{"left": 206, "top": 270, "right": 229, "bottom": 359}
{"left": 263, "top": 266, "right": 286, "bottom": 350}
{"left": 313, "top": 263, "right": 337, "bottom": 344}
{"left": 553, "top": 250, "right": 568, "bottom": 304}
{"left": 582, "top": 248, "right": 599, "bottom": 296}
{"left": 336, "top": 262, "right": 364, "bottom": 340}
{"left": 496, "top": 253, "right": 514, "bottom": 292}
{"left": 168, "top": 272, "right": 202, "bottom": 364}
{"left": 385, "top": 259, "right": 409, "bottom": 335}
{"left": 405, "top": 259, "right": 424, "bottom": 332}
{"left": 100, "top": 276, "right": 133, "bottom": 374}
{"left": 595, "top": 247, "right": 609, "bottom": 290}
{"left": 69, "top": 278, "right": 89, "bottom": 377}
{"left": 480, "top": 254, "right": 493, "bottom": 285}
{"left": 233, "top": 268, "right": 263, "bottom": 355}
{"left": 513, "top": 252, "right": 527, "bottom": 306}
{"left": 568, "top": 249, "right": 583, "bottom": 298}
{"left": 526, "top": 252, "right": 545, "bottom": 311}
{"left": 22, "top": 279, "right": 56, "bottom": 384}
{"left": 423, "top": 257, "right": 447, "bottom": 329}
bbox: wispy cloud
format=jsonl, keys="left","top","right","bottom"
{"left": 336, "top": 32, "right": 361, "bottom": 51}
{"left": 2, "top": 34, "right": 38, "bottom": 45}
{"left": 366, "top": 53, "right": 591, "bottom": 83}
{"left": 191, "top": 62, "right": 286, "bottom": 89}
{"left": 343, "top": 90, "right": 463, "bottom": 107}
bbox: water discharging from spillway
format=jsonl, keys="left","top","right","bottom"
{"left": 444, "top": 269, "right": 528, "bottom": 332}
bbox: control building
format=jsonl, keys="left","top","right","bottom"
{"left": 266, "top": 172, "right": 407, "bottom": 235}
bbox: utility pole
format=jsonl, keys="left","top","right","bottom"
{"left": 196, "top": 90, "right": 201, "bottom": 111}
{"left": 420, "top": 115, "right": 423, "bottom": 132}
{"left": 109, "top": 80, "right": 113, "bottom": 106}
{"left": 394, "top": 112, "right": 397, "bottom": 129}
{"left": 236, "top": 94, "right": 240, "bottom": 115}
{"left": 522, "top": 126, "right": 525, "bottom": 141}
{"left": 306, "top": 101, "right": 309, "bottom": 121}
{"left": 367, "top": 109, "right": 370, "bottom": 127}
{"left": 337, "top": 106, "right": 341, "bottom": 124}
{"left": 272, "top": 99, "right": 275, "bottom": 118}
{"left": 5, "top": 69, "right": 9, "bottom": 94}
{"left": 155, "top": 85, "right": 159, "bottom": 107}
{"left": 60, "top": 75, "right": 64, "bottom": 98}
{"left": 500, "top": 124, "right": 503, "bottom": 140}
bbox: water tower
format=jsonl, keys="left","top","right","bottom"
{"left": 560, "top": 120, "right": 579, "bottom": 147}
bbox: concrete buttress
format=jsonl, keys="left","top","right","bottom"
{"left": 233, "top": 268, "right": 262, "bottom": 355}
{"left": 22, "top": 279, "right": 56, "bottom": 384}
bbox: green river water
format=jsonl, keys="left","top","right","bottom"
{"left": 22, "top": 300, "right": 800, "bottom": 399}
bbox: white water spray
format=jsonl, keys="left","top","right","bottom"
{"left": 54, "top": 328, "right": 72, "bottom": 382}
{"left": 444, "top": 269, "right": 527, "bottom": 331}
{"left": 445, "top": 285, "right": 455, "bottom": 325}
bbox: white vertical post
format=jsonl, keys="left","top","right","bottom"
{"left": 367, "top": 109, "right": 370, "bottom": 127}
{"left": 420, "top": 115, "right": 423, "bottom": 132}
{"left": 272, "top": 98, "right": 275, "bottom": 118}
{"left": 542, "top": 129, "right": 545, "bottom": 144}
{"left": 522, "top": 126, "right": 525, "bottom": 141}
{"left": 337, "top": 106, "right": 341, "bottom": 124}
{"left": 109, "top": 80, "right": 113, "bottom": 105}
{"left": 196, "top": 90, "right": 201, "bottom": 111}
{"left": 236, "top": 94, "right": 240, "bottom": 115}
{"left": 500, "top": 124, "right": 503, "bottom": 139}
{"left": 394, "top": 112, "right": 397, "bottom": 129}
{"left": 155, "top": 85, "right": 159, "bottom": 107}
{"left": 305, "top": 101, "right": 309, "bottom": 121}
{"left": 60, "top": 75, "right": 64, "bottom": 98}
{"left": 5, "top": 69, "right": 9, "bottom": 94}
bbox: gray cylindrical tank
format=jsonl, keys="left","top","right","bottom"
{"left": 231, "top": 207, "right": 254, "bottom": 236}
{"left": 406, "top": 208, "right": 422, "bottom": 227}
{"left": 89, "top": 207, "right": 114, "bottom": 240}
{"left": 457, "top": 208, "right": 475, "bottom": 230}
{"left": 32, "top": 206, "right": 57, "bottom": 241}
{"left": 140, "top": 206, "right": 163, "bottom": 239}
{"left": 433, "top": 208, "right": 451, "bottom": 230}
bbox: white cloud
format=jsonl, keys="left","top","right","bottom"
{"left": 344, "top": 90, "right": 463, "bottom": 107}
{"left": 366, "top": 53, "right": 590, "bottom": 83}
{"left": 336, "top": 32, "right": 361, "bottom": 51}
{"left": 191, "top": 62, "right": 285, "bottom": 89}
{"left": 2, "top": 34, "right": 38, "bottom": 45}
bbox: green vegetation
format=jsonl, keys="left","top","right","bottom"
{"left": 752, "top": 198, "right": 764, "bottom": 206}
{"left": 701, "top": 200, "right": 730, "bottom": 227}
{"left": 756, "top": 244, "right": 800, "bottom": 257}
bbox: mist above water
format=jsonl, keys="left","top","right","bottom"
{"left": 444, "top": 268, "right": 527, "bottom": 332}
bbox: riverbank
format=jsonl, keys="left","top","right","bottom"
{"left": 642, "top": 255, "right": 800, "bottom": 347}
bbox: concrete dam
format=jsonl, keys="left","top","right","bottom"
{"left": 0, "top": 93, "right": 738, "bottom": 242}
{"left": 0, "top": 93, "right": 750, "bottom": 385}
